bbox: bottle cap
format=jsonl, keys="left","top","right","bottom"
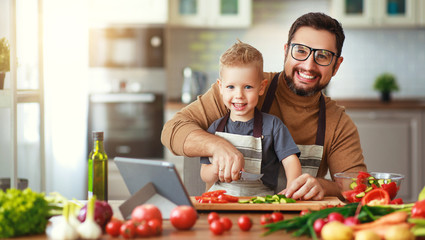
{"left": 92, "top": 131, "right": 104, "bottom": 141}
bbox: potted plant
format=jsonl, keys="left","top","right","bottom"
{"left": 0, "top": 37, "right": 10, "bottom": 90}
{"left": 373, "top": 72, "right": 399, "bottom": 102}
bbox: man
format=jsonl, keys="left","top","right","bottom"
{"left": 161, "top": 12, "right": 367, "bottom": 200}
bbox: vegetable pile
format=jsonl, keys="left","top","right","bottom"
{"left": 0, "top": 188, "right": 63, "bottom": 238}
{"left": 263, "top": 185, "right": 425, "bottom": 240}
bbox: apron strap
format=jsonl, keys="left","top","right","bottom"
{"left": 215, "top": 109, "right": 263, "bottom": 138}
{"left": 260, "top": 72, "right": 326, "bottom": 146}
{"left": 261, "top": 73, "right": 280, "bottom": 113}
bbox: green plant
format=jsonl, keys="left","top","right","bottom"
{"left": 0, "top": 37, "right": 10, "bottom": 72}
{"left": 373, "top": 73, "right": 399, "bottom": 92}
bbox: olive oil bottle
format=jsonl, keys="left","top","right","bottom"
{"left": 88, "top": 131, "right": 108, "bottom": 201}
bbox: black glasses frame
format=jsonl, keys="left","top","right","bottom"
{"left": 290, "top": 43, "right": 338, "bottom": 66}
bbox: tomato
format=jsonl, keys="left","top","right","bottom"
{"left": 327, "top": 212, "right": 344, "bottom": 223}
{"left": 260, "top": 214, "right": 273, "bottom": 225}
{"left": 219, "top": 217, "right": 232, "bottom": 231}
{"left": 105, "top": 219, "right": 122, "bottom": 237}
{"left": 210, "top": 219, "right": 225, "bottom": 235}
{"left": 381, "top": 182, "right": 399, "bottom": 199}
{"left": 148, "top": 218, "right": 162, "bottom": 236}
{"left": 271, "top": 212, "right": 284, "bottom": 223}
{"left": 411, "top": 199, "right": 425, "bottom": 218}
{"left": 120, "top": 220, "right": 137, "bottom": 239}
{"left": 237, "top": 215, "right": 253, "bottom": 231}
{"left": 170, "top": 205, "right": 198, "bottom": 230}
{"left": 131, "top": 204, "right": 162, "bottom": 222}
{"left": 361, "top": 188, "right": 390, "bottom": 206}
{"left": 135, "top": 221, "right": 152, "bottom": 238}
{"left": 207, "top": 212, "right": 220, "bottom": 224}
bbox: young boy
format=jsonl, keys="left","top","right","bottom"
{"left": 200, "top": 41, "right": 302, "bottom": 196}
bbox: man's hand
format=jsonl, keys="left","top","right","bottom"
{"left": 211, "top": 140, "right": 245, "bottom": 183}
{"left": 282, "top": 173, "right": 325, "bottom": 200}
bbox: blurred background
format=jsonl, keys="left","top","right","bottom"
{"left": 0, "top": 0, "right": 424, "bottom": 202}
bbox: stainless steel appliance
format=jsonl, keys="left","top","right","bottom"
{"left": 181, "top": 67, "right": 207, "bottom": 104}
{"left": 87, "top": 92, "right": 164, "bottom": 159}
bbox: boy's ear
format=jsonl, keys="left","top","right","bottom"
{"left": 259, "top": 79, "right": 268, "bottom": 96}
{"left": 217, "top": 78, "right": 223, "bottom": 94}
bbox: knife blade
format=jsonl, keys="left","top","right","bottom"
{"left": 240, "top": 171, "right": 263, "bottom": 181}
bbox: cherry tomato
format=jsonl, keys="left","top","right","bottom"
{"left": 208, "top": 212, "right": 220, "bottom": 224}
{"left": 260, "top": 214, "right": 273, "bottom": 225}
{"left": 105, "top": 219, "right": 122, "bottom": 237}
{"left": 148, "top": 218, "right": 162, "bottom": 236}
{"left": 327, "top": 212, "right": 344, "bottom": 223}
{"left": 120, "top": 220, "right": 137, "bottom": 239}
{"left": 219, "top": 217, "right": 232, "bottom": 231}
{"left": 135, "top": 221, "right": 152, "bottom": 238}
{"left": 210, "top": 219, "right": 225, "bottom": 235}
{"left": 361, "top": 188, "right": 390, "bottom": 206}
{"left": 170, "top": 205, "right": 198, "bottom": 230}
{"left": 411, "top": 199, "right": 425, "bottom": 218}
{"left": 237, "top": 215, "right": 253, "bottom": 231}
{"left": 131, "top": 204, "right": 162, "bottom": 222}
{"left": 300, "top": 209, "right": 311, "bottom": 216}
{"left": 271, "top": 212, "right": 284, "bottom": 223}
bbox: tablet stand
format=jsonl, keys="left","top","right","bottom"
{"left": 119, "top": 182, "right": 177, "bottom": 220}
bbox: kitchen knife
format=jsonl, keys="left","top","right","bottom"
{"left": 240, "top": 171, "right": 264, "bottom": 181}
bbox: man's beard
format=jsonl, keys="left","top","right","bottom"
{"left": 283, "top": 70, "right": 329, "bottom": 97}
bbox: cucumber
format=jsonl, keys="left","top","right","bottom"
{"left": 350, "top": 182, "right": 358, "bottom": 190}
{"left": 355, "top": 192, "right": 365, "bottom": 198}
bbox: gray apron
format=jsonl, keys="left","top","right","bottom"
{"left": 207, "top": 109, "right": 274, "bottom": 196}
{"left": 261, "top": 73, "right": 326, "bottom": 192}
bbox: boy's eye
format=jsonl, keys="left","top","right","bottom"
{"left": 245, "top": 85, "right": 253, "bottom": 89}
{"left": 226, "top": 85, "right": 234, "bottom": 89}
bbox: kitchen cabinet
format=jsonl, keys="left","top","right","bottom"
{"left": 168, "top": 0, "right": 252, "bottom": 28}
{"left": 331, "top": 0, "right": 417, "bottom": 27}
{"left": 88, "top": 0, "right": 168, "bottom": 26}
{"left": 0, "top": 0, "right": 45, "bottom": 192}
{"left": 345, "top": 108, "right": 423, "bottom": 202}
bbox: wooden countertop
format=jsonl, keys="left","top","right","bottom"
{"left": 166, "top": 99, "right": 425, "bottom": 111}
{"left": 12, "top": 200, "right": 311, "bottom": 240}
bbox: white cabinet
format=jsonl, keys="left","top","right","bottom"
{"left": 331, "top": 0, "right": 417, "bottom": 27}
{"left": 168, "top": 0, "right": 252, "bottom": 28}
{"left": 89, "top": 0, "right": 168, "bottom": 26}
{"left": 346, "top": 109, "right": 423, "bottom": 202}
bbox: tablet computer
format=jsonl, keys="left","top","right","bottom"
{"left": 114, "top": 157, "right": 194, "bottom": 208}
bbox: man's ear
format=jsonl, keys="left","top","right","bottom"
{"left": 332, "top": 56, "right": 344, "bottom": 76}
{"left": 259, "top": 79, "right": 268, "bottom": 96}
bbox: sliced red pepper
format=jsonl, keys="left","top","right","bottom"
{"left": 381, "top": 182, "right": 399, "bottom": 199}
{"left": 342, "top": 189, "right": 361, "bottom": 203}
{"left": 201, "top": 190, "right": 227, "bottom": 197}
{"left": 217, "top": 194, "right": 239, "bottom": 203}
{"left": 361, "top": 188, "right": 390, "bottom": 206}
{"left": 389, "top": 198, "right": 403, "bottom": 205}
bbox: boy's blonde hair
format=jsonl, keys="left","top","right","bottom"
{"left": 219, "top": 40, "right": 263, "bottom": 79}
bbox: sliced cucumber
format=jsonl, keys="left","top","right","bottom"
{"left": 350, "top": 182, "right": 358, "bottom": 190}
{"left": 355, "top": 192, "right": 365, "bottom": 198}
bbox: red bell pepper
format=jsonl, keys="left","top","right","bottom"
{"left": 381, "top": 182, "right": 399, "bottom": 200}
{"left": 361, "top": 188, "right": 390, "bottom": 206}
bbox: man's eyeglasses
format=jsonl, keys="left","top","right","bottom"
{"left": 290, "top": 43, "right": 337, "bottom": 66}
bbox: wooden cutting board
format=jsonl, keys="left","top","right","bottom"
{"left": 191, "top": 196, "right": 344, "bottom": 211}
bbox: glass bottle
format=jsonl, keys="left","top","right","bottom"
{"left": 88, "top": 131, "right": 108, "bottom": 201}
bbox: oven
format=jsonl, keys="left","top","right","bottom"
{"left": 87, "top": 92, "right": 164, "bottom": 159}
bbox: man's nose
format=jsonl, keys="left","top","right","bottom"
{"left": 303, "top": 53, "right": 317, "bottom": 69}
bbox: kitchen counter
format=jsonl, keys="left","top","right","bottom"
{"left": 335, "top": 98, "right": 425, "bottom": 109}
{"left": 166, "top": 99, "right": 425, "bottom": 111}
{"left": 12, "top": 200, "right": 309, "bottom": 240}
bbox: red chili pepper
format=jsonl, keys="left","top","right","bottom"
{"left": 411, "top": 199, "right": 425, "bottom": 218}
{"left": 361, "top": 188, "right": 390, "bottom": 206}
